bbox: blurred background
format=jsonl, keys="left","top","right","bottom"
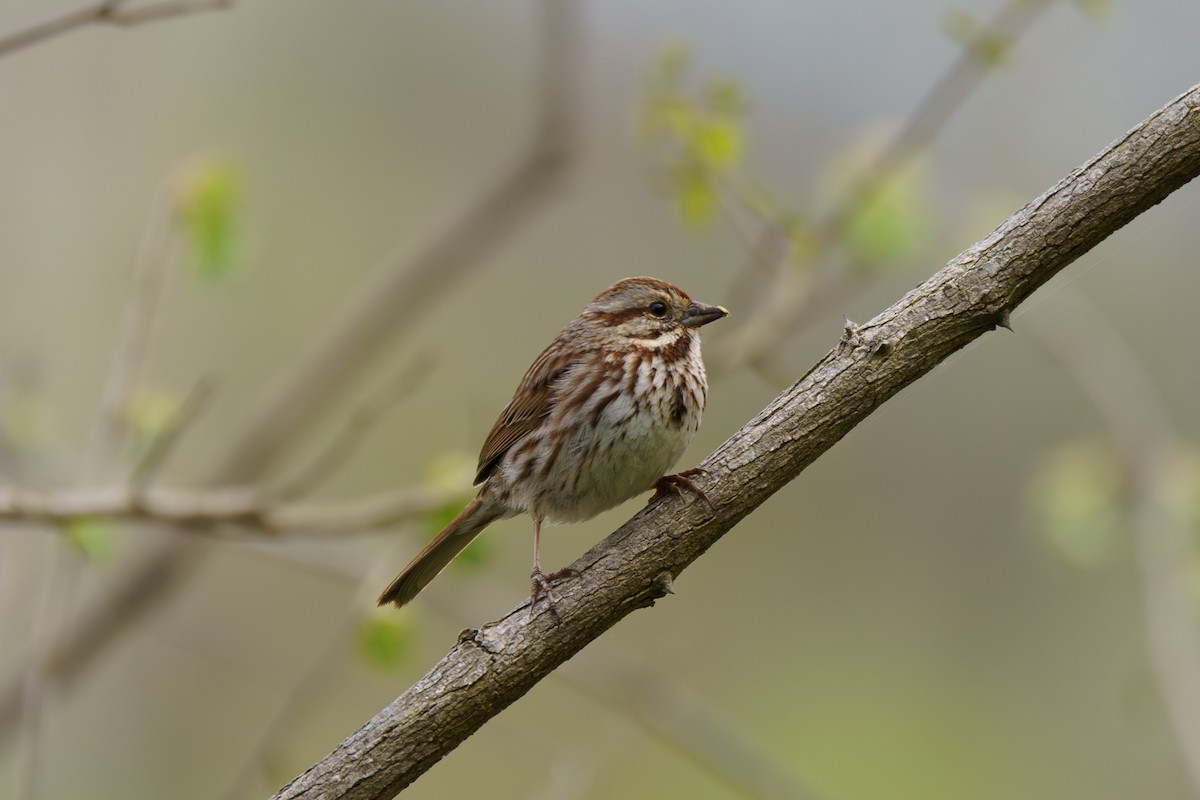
{"left": 1, "top": 1, "right": 1199, "bottom": 798}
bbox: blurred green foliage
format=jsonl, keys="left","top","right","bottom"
{"left": 63, "top": 517, "right": 114, "bottom": 562}
{"left": 639, "top": 42, "right": 932, "bottom": 272}
{"left": 941, "top": 8, "right": 1013, "bottom": 65}
{"left": 1029, "top": 441, "right": 1125, "bottom": 569}
{"left": 123, "top": 386, "right": 184, "bottom": 454}
{"left": 1161, "top": 447, "right": 1200, "bottom": 602}
{"left": 1070, "top": 0, "right": 1114, "bottom": 22}
{"left": 822, "top": 129, "right": 933, "bottom": 270}
{"left": 1161, "top": 447, "right": 1200, "bottom": 531}
{"left": 637, "top": 43, "right": 748, "bottom": 227}
{"left": 842, "top": 177, "right": 931, "bottom": 267}
{"left": 356, "top": 613, "right": 416, "bottom": 671}
{"left": 172, "top": 156, "right": 245, "bottom": 281}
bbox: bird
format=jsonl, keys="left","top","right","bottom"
{"left": 377, "top": 276, "right": 727, "bottom": 614}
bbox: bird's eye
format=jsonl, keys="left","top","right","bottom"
{"left": 648, "top": 301, "right": 668, "bottom": 318}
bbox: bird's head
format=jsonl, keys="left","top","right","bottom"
{"left": 581, "top": 276, "right": 727, "bottom": 347}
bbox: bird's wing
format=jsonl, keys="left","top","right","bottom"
{"left": 474, "top": 345, "right": 579, "bottom": 485}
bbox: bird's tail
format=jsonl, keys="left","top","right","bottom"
{"left": 376, "top": 497, "right": 507, "bottom": 608}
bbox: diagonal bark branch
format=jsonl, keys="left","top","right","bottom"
{"left": 272, "top": 83, "right": 1200, "bottom": 800}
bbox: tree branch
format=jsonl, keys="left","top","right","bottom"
{"left": 0, "top": 483, "right": 463, "bottom": 534}
{"left": 0, "top": 0, "right": 231, "bottom": 59}
{"left": 272, "top": 83, "right": 1200, "bottom": 800}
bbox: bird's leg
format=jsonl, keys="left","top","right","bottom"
{"left": 648, "top": 467, "right": 713, "bottom": 508}
{"left": 529, "top": 515, "right": 579, "bottom": 620}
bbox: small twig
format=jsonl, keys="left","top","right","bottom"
{"left": 276, "top": 355, "right": 434, "bottom": 501}
{"left": 15, "top": 544, "right": 67, "bottom": 800}
{"left": 722, "top": 218, "right": 789, "bottom": 322}
{"left": 0, "top": 483, "right": 463, "bottom": 535}
{"left": 86, "top": 189, "right": 176, "bottom": 479}
{"left": 104, "top": 0, "right": 232, "bottom": 26}
{"left": 15, "top": 180, "right": 183, "bottom": 800}
{"left": 0, "top": 0, "right": 231, "bottom": 59}
{"left": 819, "top": 0, "right": 1051, "bottom": 238}
{"left": 129, "top": 377, "right": 215, "bottom": 492}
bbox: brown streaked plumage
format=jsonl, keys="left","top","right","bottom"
{"left": 377, "top": 277, "right": 727, "bottom": 614}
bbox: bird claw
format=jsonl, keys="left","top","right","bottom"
{"left": 529, "top": 566, "right": 580, "bottom": 621}
{"left": 648, "top": 468, "right": 712, "bottom": 508}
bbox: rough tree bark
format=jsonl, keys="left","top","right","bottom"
{"left": 273, "top": 83, "right": 1200, "bottom": 800}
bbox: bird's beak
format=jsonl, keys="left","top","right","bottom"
{"left": 681, "top": 302, "right": 729, "bottom": 328}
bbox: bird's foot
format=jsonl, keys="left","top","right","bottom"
{"left": 648, "top": 468, "right": 712, "bottom": 508}
{"left": 529, "top": 566, "right": 580, "bottom": 621}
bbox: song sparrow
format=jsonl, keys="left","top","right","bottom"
{"left": 377, "top": 277, "right": 727, "bottom": 613}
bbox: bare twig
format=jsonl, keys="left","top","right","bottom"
{"left": 0, "top": 482, "right": 462, "bottom": 535}
{"left": 0, "top": 480, "right": 462, "bottom": 739}
{"left": 86, "top": 189, "right": 176, "bottom": 479}
{"left": 104, "top": 0, "right": 231, "bottom": 26}
{"left": 276, "top": 356, "right": 434, "bottom": 501}
{"left": 15, "top": 185, "right": 181, "bottom": 798}
{"left": 820, "top": 0, "right": 1051, "bottom": 237}
{"left": 129, "top": 377, "right": 215, "bottom": 491}
{"left": 1026, "top": 290, "right": 1200, "bottom": 793}
{"left": 270, "top": 83, "right": 1200, "bottom": 800}
{"left": 0, "top": 0, "right": 231, "bottom": 59}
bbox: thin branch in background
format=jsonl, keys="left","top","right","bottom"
{"left": 0, "top": 480, "right": 463, "bottom": 740}
{"left": 129, "top": 377, "right": 215, "bottom": 492}
{"left": 86, "top": 190, "right": 177, "bottom": 479}
{"left": 710, "top": 0, "right": 1055, "bottom": 373}
{"left": 717, "top": 187, "right": 791, "bottom": 315}
{"left": 15, "top": 542, "right": 67, "bottom": 800}
{"left": 0, "top": 483, "right": 463, "bottom": 536}
{"left": 819, "top": 0, "right": 1051, "bottom": 237}
{"left": 104, "top": 0, "right": 231, "bottom": 26}
{"left": 276, "top": 355, "right": 435, "bottom": 501}
{"left": 0, "top": 0, "right": 232, "bottom": 59}
{"left": 1026, "top": 290, "right": 1200, "bottom": 794}
{"left": 0, "top": 0, "right": 582, "bottom": 747}
{"left": 15, "top": 184, "right": 181, "bottom": 800}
